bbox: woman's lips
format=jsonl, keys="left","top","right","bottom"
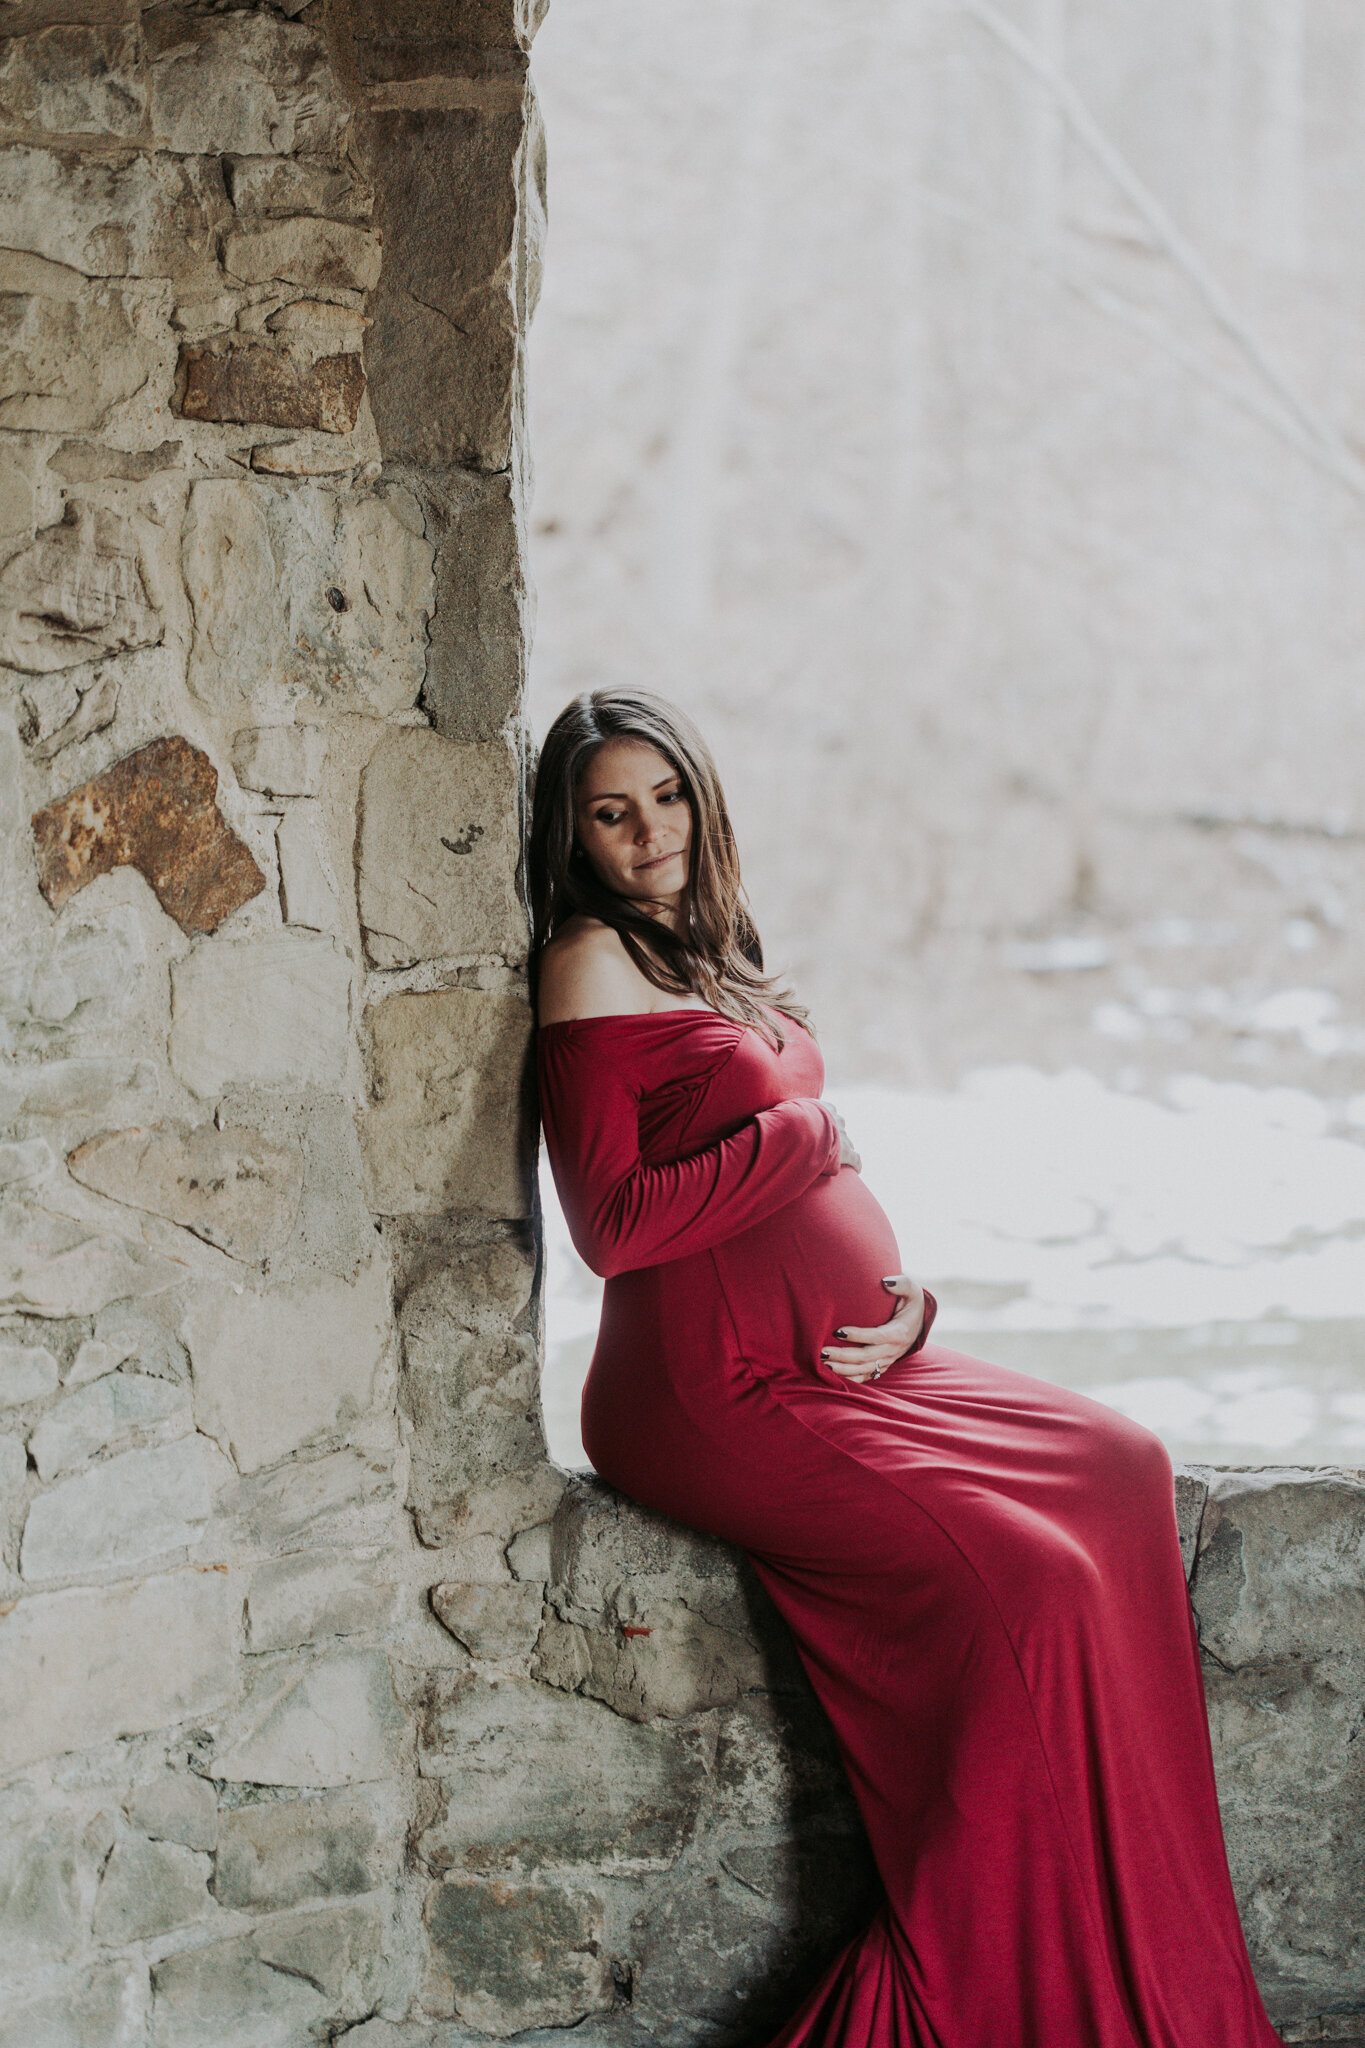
{"left": 634, "top": 850, "right": 680, "bottom": 871}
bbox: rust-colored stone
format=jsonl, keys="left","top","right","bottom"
{"left": 31, "top": 735, "right": 266, "bottom": 934}
{"left": 177, "top": 340, "right": 366, "bottom": 434}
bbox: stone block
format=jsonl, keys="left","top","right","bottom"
{"left": 0, "top": 1807, "right": 83, "bottom": 1970}
{"left": 92, "top": 1305, "right": 186, "bottom": 1384}
{"left": 1192, "top": 1471, "right": 1365, "bottom": 1670}
{"left": 0, "top": 503, "right": 160, "bottom": 674}
{"left": 506, "top": 1519, "right": 553, "bottom": 1582}
{"left": 579, "top": 1606, "right": 768, "bottom": 1725}
{"left": 357, "top": 728, "right": 526, "bottom": 968}
{"left": 0, "top": 143, "right": 228, "bottom": 290}
{"left": 28, "top": 1371, "right": 190, "bottom": 1480}
{"left": 223, "top": 218, "right": 383, "bottom": 294}
{"left": 27, "top": 669, "right": 119, "bottom": 762}
{"left": 0, "top": 1962, "right": 147, "bottom": 2048}
{"left": 359, "top": 988, "right": 533, "bottom": 1216}
{"left": 32, "top": 735, "right": 266, "bottom": 933}
{"left": 397, "top": 1245, "right": 545, "bottom": 1538}
{"left": 0, "top": 23, "right": 147, "bottom": 140}
{"left": 179, "top": 338, "right": 366, "bottom": 434}
{"left": 424, "top": 1877, "right": 612, "bottom": 2036}
{"left": 0, "top": 1057, "right": 157, "bottom": 1123}
{"left": 246, "top": 1552, "right": 396, "bottom": 1652}
{"left": 20, "top": 1435, "right": 213, "bottom": 1581}
{"left": 0, "top": 1339, "right": 58, "bottom": 1406}
{"left": 552, "top": 1476, "right": 756, "bottom": 1637}
{"left": 66, "top": 1334, "right": 136, "bottom": 1387}
{"left": 183, "top": 479, "right": 434, "bottom": 721}
{"left": 0, "top": 270, "right": 162, "bottom": 435}
{"left": 630, "top": 1851, "right": 873, "bottom": 2042}
{"left": 266, "top": 298, "right": 369, "bottom": 353}
{"left": 231, "top": 724, "right": 327, "bottom": 798}
{"left": 360, "top": 107, "right": 528, "bottom": 471}
{"left": 146, "top": 13, "right": 348, "bottom": 158}
{"left": 227, "top": 154, "right": 375, "bottom": 222}
{"left": 0, "top": 1568, "right": 237, "bottom": 1774}
{"left": 185, "top": 1259, "right": 388, "bottom": 1475}
{"left": 424, "top": 470, "right": 530, "bottom": 743}
{"left": 213, "top": 1790, "right": 381, "bottom": 1910}
{"left": 169, "top": 931, "right": 352, "bottom": 1097}
{"left": 212, "top": 1646, "right": 404, "bottom": 1788}
{"left": 151, "top": 1934, "right": 326, "bottom": 2048}
{"left": 67, "top": 1122, "right": 304, "bottom": 1265}
{"left": 253, "top": 1896, "right": 387, "bottom": 2016}
{"left": 0, "top": 1137, "right": 53, "bottom": 1187}
{"left": 217, "top": 1446, "right": 393, "bottom": 1555}
{"left": 125, "top": 1771, "right": 218, "bottom": 1853}
{"left": 275, "top": 800, "right": 342, "bottom": 932}
{"left": 417, "top": 1672, "right": 707, "bottom": 1873}
{"left": 0, "top": 1205, "right": 183, "bottom": 1319}
{"left": 93, "top": 1835, "right": 214, "bottom": 1945}
{"left": 431, "top": 1582, "right": 543, "bottom": 1663}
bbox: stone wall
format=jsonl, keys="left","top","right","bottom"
{"left": 1, "top": 8, "right": 1363, "bottom": 2048}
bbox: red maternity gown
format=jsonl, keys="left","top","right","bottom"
{"left": 537, "top": 1007, "right": 1283, "bottom": 2048}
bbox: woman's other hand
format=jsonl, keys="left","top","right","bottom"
{"left": 825, "top": 1103, "right": 862, "bottom": 1173}
{"left": 822, "top": 1274, "right": 927, "bottom": 1385}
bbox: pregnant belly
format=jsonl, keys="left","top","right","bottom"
{"left": 709, "top": 1165, "right": 903, "bottom": 1383}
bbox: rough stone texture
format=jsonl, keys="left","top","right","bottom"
{"left": 0, "top": 1205, "right": 183, "bottom": 1318}
{"left": 423, "top": 470, "right": 533, "bottom": 742}
{"left": 1191, "top": 1472, "right": 1365, "bottom": 2028}
{"left": 0, "top": 1962, "right": 147, "bottom": 2048}
{"left": 184, "top": 1259, "right": 389, "bottom": 1475}
{"left": 182, "top": 478, "right": 435, "bottom": 721}
{"left": 212, "top": 1646, "right": 404, "bottom": 1788}
{"left": 397, "top": 1241, "right": 546, "bottom": 1544}
{"left": 169, "top": 931, "right": 352, "bottom": 1097}
{"left": 125, "top": 1772, "right": 219, "bottom": 1854}
{"left": 424, "top": 1878, "right": 613, "bottom": 2036}
{"left": 0, "top": 265, "right": 162, "bottom": 435}
{"left": 146, "top": 12, "right": 349, "bottom": 158}
{"left": 275, "top": 799, "right": 342, "bottom": 932}
{"left": 362, "top": 100, "right": 543, "bottom": 472}
{"left": 223, "top": 217, "right": 383, "bottom": 294}
{"left": 213, "top": 1791, "right": 382, "bottom": 1911}
{"left": 231, "top": 723, "right": 327, "bottom": 798}
{"left": 0, "top": 503, "right": 162, "bottom": 674}
{"left": 31, "top": 736, "right": 266, "bottom": 932}
{"left": 93, "top": 1836, "right": 215, "bottom": 1946}
{"left": 418, "top": 1671, "right": 709, "bottom": 1874}
{"left": 0, "top": 16, "right": 552, "bottom": 2039}
{"left": 0, "top": 1569, "right": 237, "bottom": 1773}
{"left": 358, "top": 728, "right": 526, "bottom": 967}
{"left": 67, "top": 1122, "right": 305, "bottom": 1263}
{"left": 359, "top": 988, "right": 534, "bottom": 1217}
{"left": 28, "top": 1370, "right": 190, "bottom": 1479}
{"left": 20, "top": 1435, "right": 213, "bottom": 1581}
{"left": 179, "top": 337, "right": 366, "bottom": 434}
{"left": 431, "top": 1581, "right": 545, "bottom": 1663}
{"left": 0, "top": 1339, "right": 58, "bottom": 1406}
{"left": 246, "top": 1551, "right": 397, "bottom": 1652}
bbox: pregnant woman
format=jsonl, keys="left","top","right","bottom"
{"left": 531, "top": 687, "right": 1282, "bottom": 2048}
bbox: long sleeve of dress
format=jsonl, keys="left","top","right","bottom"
{"left": 538, "top": 1026, "right": 842, "bottom": 1279}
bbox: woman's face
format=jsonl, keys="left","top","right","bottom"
{"left": 574, "top": 738, "right": 692, "bottom": 915}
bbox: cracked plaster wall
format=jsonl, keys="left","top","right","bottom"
{"left": 1, "top": 6, "right": 1363, "bottom": 2048}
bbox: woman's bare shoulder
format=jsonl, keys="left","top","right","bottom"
{"left": 537, "top": 918, "right": 654, "bottom": 1024}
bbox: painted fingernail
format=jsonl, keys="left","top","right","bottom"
{"left": 834, "top": 1328, "right": 849, "bottom": 1339}
{"left": 881, "top": 1276, "right": 900, "bottom": 1287}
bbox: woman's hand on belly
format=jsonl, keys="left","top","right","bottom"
{"left": 821, "top": 1274, "right": 927, "bottom": 1384}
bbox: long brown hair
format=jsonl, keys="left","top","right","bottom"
{"left": 528, "top": 689, "right": 808, "bottom": 1041}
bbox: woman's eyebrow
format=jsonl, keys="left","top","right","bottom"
{"left": 583, "top": 775, "right": 679, "bottom": 802}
